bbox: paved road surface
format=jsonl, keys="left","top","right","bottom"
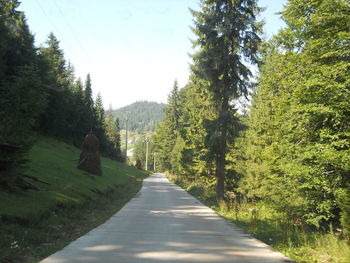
{"left": 40, "top": 173, "right": 292, "bottom": 263}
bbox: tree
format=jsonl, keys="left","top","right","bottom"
{"left": 68, "top": 78, "right": 87, "bottom": 146}
{"left": 237, "top": 0, "right": 350, "bottom": 230}
{"left": 38, "top": 32, "right": 70, "bottom": 138}
{"left": 0, "top": 0, "right": 47, "bottom": 185}
{"left": 95, "top": 93, "right": 104, "bottom": 127}
{"left": 105, "top": 106, "right": 122, "bottom": 161}
{"left": 133, "top": 136, "right": 155, "bottom": 171}
{"left": 93, "top": 92, "right": 107, "bottom": 151}
{"left": 154, "top": 81, "right": 183, "bottom": 173}
{"left": 191, "top": 0, "right": 262, "bottom": 199}
{"left": 278, "top": 0, "right": 350, "bottom": 229}
{"left": 83, "top": 73, "right": 95, "bottom": 131}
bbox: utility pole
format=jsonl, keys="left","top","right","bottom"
{"left": 145, "top": 137, "right": 150, "bottom": 171}
{"left": 153, "top": 152, "right": 156, "bottom": 172}
{"left": 124, "top": 114, "right": 128, "bottom": 162}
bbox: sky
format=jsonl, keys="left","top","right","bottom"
{"left": 19, "top": 0, "right": 286, "bottom": 109}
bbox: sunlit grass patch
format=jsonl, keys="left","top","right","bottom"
{"left": 0, "top": 137, "right": 148, "bottom": 263}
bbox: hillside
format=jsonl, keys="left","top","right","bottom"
{"left": 112, "top": 101, "right": 166, "bottom": 133}
{"left": 0, "top": 137, "right": 148, "bottom": 263}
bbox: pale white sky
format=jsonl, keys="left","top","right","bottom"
{"left": 19, "top": 0, "right": 286, "bottom": 109}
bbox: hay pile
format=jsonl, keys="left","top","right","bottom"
{"left": 77, "top": 131, "right": 102, "bottom": 175}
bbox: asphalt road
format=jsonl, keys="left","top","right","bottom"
{"left": 40, "top": 173, "right": 292, "bottom": 263}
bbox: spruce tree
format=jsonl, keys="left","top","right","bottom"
{"left": 83, "top": 73, "right": 95, "bottom": 130}
{"left": 94, "top": 92, "right": 107, "bottom": 152}
{"left": 191, "top": 0, "right": 262, "bottom": 199}
{"left": 39, "top": 33, "right": 70, "bottom": 138}
{"left": 238, "top": 0, "right": 350, "bottom": 228}
{"left": 104, "top": 106, "right": 122, "bottom": 160}
{"left": 154, "top": 81, "right": 183, "bottom": 173}
{"left": 0, "top": 0, "right": 47, "bottom": 184}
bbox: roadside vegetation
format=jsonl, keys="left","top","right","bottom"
{"left": 153, "top": 1, "right": 350, "bottom": 262}
{"left": 168, "top": 173, "right": 350, "bottom": 263}
{"left": 0, "top": 138, "right": 148, "bottom": 263}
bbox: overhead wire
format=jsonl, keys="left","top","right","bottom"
{"left": 52, "top": 0, "right": 94, "bottom": 68}
{"left": 34, "top": 0, "right": 90, "bottom": 75}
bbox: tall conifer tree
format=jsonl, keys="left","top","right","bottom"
{"left": 83, "top": 73, "right": 94, "bottom": 131}
{"left": 39, "top": 33, "right": 70, "bottom": 138}
{"left": 0, "top": 0, "right": 46, "bottom": 183}
{"left": 191, "top": 0, "right": 262, "bottom": 199}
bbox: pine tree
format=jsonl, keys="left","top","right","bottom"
{"left": 154, "top": 81, "right": 183, "bottom": 173}
{"left": 237, "top": 0, "right": 350, "bottom": 228}
{"left": 69, "top": 78, "right": 86, "bottom": 146}
{"left": 39, "top": 32, "right": 70, "bottom": 138}
{"left": 95, "top": 93, "right": 104, "bottom": 126}
{"left": 191, "top": 0, "right": 262, "bottom": 199}
{"left": 104, "top": 105, "right": 122, "bottom": 161}
{"left": 83, "top": 73, "right": 95, "bottom": 130}
{"left": 0, "top": 0, "right": 47, "bottom": 184}
{"left": 93, "top": 92, "right": 107, "bottom": 152}
{"left": 177, "top": 77, "right": 216, "bottom": 179}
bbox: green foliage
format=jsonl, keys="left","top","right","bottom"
{"left": 171, "top": 174, "right": 350, "bottom": 263}
{"left": 38, "top": 33, "right": 71, "bottom": 138}
{"left": 190, "top": 0, "right": 262, "bottom": 199}
{"left": 339, "top": 189, "right": 350, "bottom": 237}
{"left": 153, "top": 81, "right": 184, "bottom": 173}
{"left": 132, "top": 136, "right": 155, "bottom": 171}
{"left": 105, "top": 107, "right": 123, "bottom": 161}
{"left": 237, "top": 0, "right": 350, "bottom": 231}
{"left": 0, "top": 0, "right": 47, "bottom": 183}
{"left": 155, "top": 1, "right": 350, "bottom": 259}
{"left": 83, "top": 73, "right": 95, "bottom": 130}
{"left": 33, "top": 31, "right": 122, "bottom": 160}
{"left": 0, "top": 137, "right": 148, "bottom": 263}
{"left": 113, "top": 101, "right": 166, "bottom": 133}
{"left": 0, "top": 0, "right": 123, "bottom": 184}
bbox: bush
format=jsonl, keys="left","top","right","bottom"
{"left": 340, "top": 188, "right": 350, "bottom": 238}
{"left": 187, "top": 184, "right": 204, "bottom": 197}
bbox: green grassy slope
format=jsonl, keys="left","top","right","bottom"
{"left": 0, "top": 137, "right": 148, "bottom": 263}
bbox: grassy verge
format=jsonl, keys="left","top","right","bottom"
{"left": 0, "top": 137, "right": 149, "bottom": 263}
{"left": 167, "top": 173, "right": 350, "bottom": 263}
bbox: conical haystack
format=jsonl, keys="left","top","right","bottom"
{"left": 77, "top": 131, "right": 102, "bottom": 175}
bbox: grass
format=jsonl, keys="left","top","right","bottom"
{"left": 167, "top": 173, "right": 350, "bottom": 263}
{"left": 0, "top": 137, "right": 149, "bottom": 263}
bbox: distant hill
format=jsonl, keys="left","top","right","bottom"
{"left": 112, "top": 101, "right": 166, "bottom": 133}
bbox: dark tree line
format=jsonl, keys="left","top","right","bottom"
{"left": 154, "top": 0, "right": 349, "bottom": 237}
{"left": 0, "top": 0, "right": 122, "bottom": 186}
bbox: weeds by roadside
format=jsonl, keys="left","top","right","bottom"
{"left": 167, "top": 173, "right": 350, "bottom": 263}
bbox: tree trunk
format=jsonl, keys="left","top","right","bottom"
{"left": 215, "top": 93, "right": 229, "bottom": 200}
{"left": 215, "top": 156, "right": 225, "bottom": 200}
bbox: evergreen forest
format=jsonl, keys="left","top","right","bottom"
{"left": 112, "top": 101, "right": 166, "bottom": 133}
{"left": 153, "top": 0, "right": 350, "bottom": 259}
{"left": 1, "top": 0, "right": 350, "bottom": 262}
{"left": 0, "top": 0, "right": 123, "bottom": 187}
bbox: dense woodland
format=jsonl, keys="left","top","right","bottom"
{"left": 0, "top": 0, "right": 122, "bottom": 187}
{"left": 1, "top": 0, "right": 349, "bottom": 257}
{"left": 154, "top": 0, "right": 350, "bottom": 239}
{"left": 112, "top": 101, "right": 166, "bottom": 133}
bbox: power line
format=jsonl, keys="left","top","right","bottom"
{"left": 53, "top": 0, "right": 94, "bottom": 67}
{"left": 35, "top": 0, "right": 89, "bottom": 74}
{"left": 35, "top": 0, "right": 69, "bottom": 49}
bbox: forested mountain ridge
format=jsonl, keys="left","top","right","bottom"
{"left": 112, "top": 101, "right": 166, "bottom": 133}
